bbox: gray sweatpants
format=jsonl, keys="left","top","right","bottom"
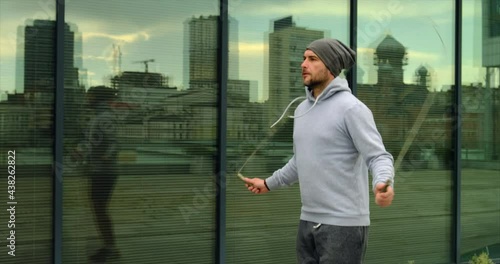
{"left": 296, "top": 220, "right": 369, "bottom": 264}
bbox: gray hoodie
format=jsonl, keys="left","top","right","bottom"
{"left": 265, "top": 77, "right": 394, "bottom": 226}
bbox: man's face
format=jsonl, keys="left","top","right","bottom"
{"left": 301, "top": 49, "right": 333, "bottom": 88}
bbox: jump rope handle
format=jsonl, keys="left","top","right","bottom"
{"left": 381, "top": 179, "right": 392, "bottom": 193}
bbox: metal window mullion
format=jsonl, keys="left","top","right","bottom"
{"left": 453, "top": 0, "right": 462, "bottom": 263}
{"left": 216, "top": 0, "right": 229, "bottom": 263}
{"left": 54, "top": 0, "right": 65, "bottom": 263}
{"left": 349, "top": 0, "right": 358, "bottom": 96}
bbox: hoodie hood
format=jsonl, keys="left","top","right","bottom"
{"left": 270, "top": 77, "right": 351, "bottom": 128}
{"left": 305, "top": 77, "right": 351, "bottom": 102}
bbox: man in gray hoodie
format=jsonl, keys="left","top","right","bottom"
{"left": 243, "top": 38, "right": 395, "bottom": 264}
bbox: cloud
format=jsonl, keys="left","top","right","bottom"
{"left": 420, "top": 66, "right": 454, "bottom": 91}
{"left": 81, "top": 55, "right": 113, "bottom": 62}
{"left": 0, "top": 21, "right": 23, "bottom": 59}
{"left": 233, "top": 0, "right": 349, "bottom": 17}
{"left": 358, "top": 47, "right": 376, "bottom": 54}
{"left": 82, "top": 31, "right": 150, "bottom": 43}
{"left": 85, "top": 71, "right": 97, "bottom": 77}
{"left": 238, "top": 42, "right": 268, "bottom": 55}
{"left": 358, "top": 0, "right": 456, "bottom": 18}
{"left": 407, "top": 50, "right": 441, "bottom": 63}
{"left": 463, "top": 1, "right": 482, "bottom": 18}
{"left": 0, "top": 39, "right": 18, "bottom": 59}
{"left": 235, "top": 0, "right": 453, "bottom": 19}
{"left": 357, "top": 47, "right": 440, "bottom": 63}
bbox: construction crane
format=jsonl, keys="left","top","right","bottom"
{"left": 112, "top": 44, "right": 122, "bottom": 75}
{"left": 133, "top": 59, "right": 155, "bottom": 73}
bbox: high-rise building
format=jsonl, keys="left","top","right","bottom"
{"left": 21, "top": 19, "right": 84, "bottom": 139}
{"left": 483, "top": 0, "right": 500, "bottom": 68}
{"left": 267, "top": 16, "right": 324, "bottom": 124}
{"left": 481, "top": 0, "right": 500, "bottom": 159}
{"left": 23, "top": 20, "right": 81, "bottom": 103}
{"left": 183, "top": 15, "right": 239, "bottom": 89}
{"left": 71, "top": 23, "right": 89, "bottom": 89}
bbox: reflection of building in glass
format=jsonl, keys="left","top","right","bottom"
{"left": 183, "top": 15, "right": 239, "bottom": 89}
{"left": 267, "top": 16, "right": 324, "bottom": 126}
{"left": 482, "top": 0, "right": 500, "bottom": 160}
{"left": 71, "top": 23, "right": 89, "bottom": 90}
{"left": 8, "top": 19, "right": 84, "bottom": 146}
{"left": 25, "top": 20, "right": 83, "bottom": 133}
{"left": 111, "top": 71, "right": 177, "bottom": 110}
{"left": 177, "top": 14, "right": 263, "bottom": 156}
{"left": 359, "top": 35, "right": 438, "bottom": 169}
{"left": 117, "top": 80, "right": 260, "bottom": 141}
{"left": 460, "top": 84, "right": 499, "bottom": 160}
{"left": 0, "top": 97, "right": 32, "bottom": 146}
{"left": 485, "top": 0, "right": 500, "bottom": 38}
{"left": 110, "top": 70, "right": 182, "bottom": 152}
{"left": 113, "top": 71, "right": 261, "bottom": 146}
{"left": 111, "top": 12, "right": 261, "bottom": 147}
{"left": 373, "top": 35, "right": 408, "bottom": 86}
{"left": 360, "top": 34, "right": 499, "bottom": 167}
{"left": 23, "top": 20, "right": 82, "bottom": 104}
{"left": 15, "top": 25, "right": 24, "bottom": 94}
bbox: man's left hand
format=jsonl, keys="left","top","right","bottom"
{"left": 374, "top": 182, "right": 394, "bottom": 207}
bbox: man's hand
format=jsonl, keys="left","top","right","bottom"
{"left": 374, "top": 181, "right": 394, "bottom": 207}
{"left": 242, "top": 177, "right": 269, "bottom": 194}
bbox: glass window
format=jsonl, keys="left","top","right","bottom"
{"left": 0, "top": 0, "right": 56, "bottom": 263}
{"left": 357, "top": 0, "right": 454, "bottom": 263}
{"left": 460, "top": 0, "right": 500, "bottom": 262}
{"left": 63, "top": 1, "right": 218, "bottom": 263}
{"left": 227, "top": 1, "right": 349, "bottom": 263}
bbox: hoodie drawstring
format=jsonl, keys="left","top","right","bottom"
{"left": 270, "top": 90, "right": 326, "bottom": 129}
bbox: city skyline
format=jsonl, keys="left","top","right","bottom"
{"left": 0, "top": 0, "right": 496, "bottom": 103}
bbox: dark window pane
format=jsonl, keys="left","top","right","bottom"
{"left": 63, "top": 1, "right": 218, "bottom": 263}
{"left": 460, "top": 0, "right": 500, "bottom": 262}
{"left": 227, "top": 1, "right": 349, "bottom": 263}
{"left": 0, "top": 0, "right": 56, "bottom": 263}
{"left": 357, "top": 1, "right": 454, "bottom": 263}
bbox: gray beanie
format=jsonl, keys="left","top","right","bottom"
{"left": 306, "top": 38, "right": 356, "bottom": 77}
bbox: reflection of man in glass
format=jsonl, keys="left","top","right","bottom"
{"left": 85, "top": 86, "right": 120, "bottom": 262}
{"left": 242, "top": 39, "right": 395, "bottom": 263}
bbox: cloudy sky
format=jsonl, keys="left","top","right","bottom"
{"left": 0, "top": 0, "right": 488, "bottom": 102}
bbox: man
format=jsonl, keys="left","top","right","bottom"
{"left": 84, "top": 86, "right": 121, "bottom": 262}
{"left": 243, "top": 38, "right": 395, "bottom": 264}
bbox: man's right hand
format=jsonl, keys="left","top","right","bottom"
{"left": 242, "top": 177, "right": 269, "bottom": 194}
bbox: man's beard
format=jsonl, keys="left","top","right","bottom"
{"left": 304, "top": 75, "right": 328, "bottom": 89}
